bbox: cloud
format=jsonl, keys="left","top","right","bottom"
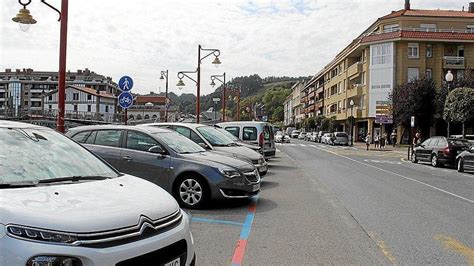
{"left": 0, "top": 0, "right": 468, "bottom": 96}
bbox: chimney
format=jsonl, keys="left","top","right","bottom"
{"left": 405, "top": 0, "right": 410, "bottom": 10}
{"left": 469, "top": 2, "right": 474, "bottom": 13}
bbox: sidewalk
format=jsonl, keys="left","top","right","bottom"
{"left": 351, "top": 142, "right": 409, "bottom": 155}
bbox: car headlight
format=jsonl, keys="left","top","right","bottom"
{"left": 27, "top": 256, "right": 82, "bottom": 266}
{"left": 6, "top": 225, "right": 78, "bottom": 245}
{"left": 219, "top": 169, "right": 241, "bottom": 179}
{"left": 258, "top": 156, "right": 266, "bottom": 165}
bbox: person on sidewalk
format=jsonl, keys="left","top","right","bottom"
{"left": 391, "top": 130, "right": 397, "bottom": 147}
{"left": 381, "top": 132, "right": 387, "bottom": 149}
{"left": 365, "top": 133, "right": 372, "bottom": 151}
{"left": 374, "top": 133, "right": 380, "bottom": 149}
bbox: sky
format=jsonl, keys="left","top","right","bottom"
{"left": 0, "top": 0, "right": 468, "bottom": 95}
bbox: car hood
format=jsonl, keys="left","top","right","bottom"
{"left": 181, "top": 151, "right": 254, "bottom": 172}
{"left": 212, "top": 145, "right": 261, "bottom": 161}
{"left": 0, "top": 175, "right": 179, "bottom": 233}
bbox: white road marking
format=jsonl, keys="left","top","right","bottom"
{"left": 299, "top": 144, "right": 307, "bottom": 147}
{"left": 364, "top": 159, "right": 402, "bottom": 165}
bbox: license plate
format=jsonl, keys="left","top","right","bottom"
{"left": 253, "top": 183, "right": 260, "bottom": 191}
{"left": 164, "top": 257, "right": 180, "bottom": 266}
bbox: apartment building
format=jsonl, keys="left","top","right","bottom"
{"left": 304, "top": 0, "right": 474, "bottom": 142}
{"left": 284, "top": 81, "right": 306, "bottom": 126}
{"left": 0, "top": 68, "right": 119, "bottom": 117}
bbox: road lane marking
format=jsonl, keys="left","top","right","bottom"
{"left": 435, "top": 235, "right": 474, "bottom": 265}
{"left": 190, "top": 217, "right": 243, "bottom": 227}
{"left": 368, "top": 232, "right": 396, "bottom": 263}
{"left": 299, "top": 144, "right": 307, "bottom": 147}
{"left": 231, "top": 196, "right": 259, "bottom": 266}
{"left": 364, "top": 159, "right": 402, "bottom": 165}
{"left": 322, "top": 151, "right": 474, "bottom": 204}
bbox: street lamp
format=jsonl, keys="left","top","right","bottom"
{"left": 210, "top": 73, "right": 226, "bottom": 121}
{"left": 176, "top": 69, "right": 198, "bottom": 119}
{"left": 196, "top": 45, "right": 221, "bottom": 123}
{"left": 349, "top": 99, "right": 355, "bottom": 146}
{"left": 212, "top": 98, "right": 220, "bottom": 121}
{"left": 160, "top": 70, "right": 169, "bottom": 122}
{"left": 12, "top": 0, "right": 68, "bottom": 133}
{"left": 445, "top": 70, "right": 454, "bottom": 137}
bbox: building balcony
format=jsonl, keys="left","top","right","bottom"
{"left": 443, "top": 56, "right": 465, "bottom": 69}
{"left": 347, "top": 62, "right": 362, "bottom": 79}
{"left": 347, "top": 84, "right": 364, "bottom": 98}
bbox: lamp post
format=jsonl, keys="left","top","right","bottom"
{"left": 177, "top": 45, "right": 221, "bottom": 123}
{"left": 176, "top": 70, "right": 198, "bottom": 120}
{"left": 12, "top": 0, "right": 68, "bottom": 133}
{"left": 349, "top": 99, "right": 355, "bottom": 146}
{"left": 159, "top": 70, "right": 169, "bottom": 122}
{"left": 210, "top": 73, "right": 226, "bottom": 121}
{"left": 445, "top": 70, "right": 454, "bottom": 137}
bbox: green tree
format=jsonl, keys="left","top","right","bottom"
{"left": 444, "top": 87, "right": 474, "bottom": 137}
{"left": 308, "top": 117, "right": 316, "bottom": 129}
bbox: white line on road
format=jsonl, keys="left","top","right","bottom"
{"left": 299, "top": 144, "right": 307, "bottom": 147}
{"left": 327, "top": 152, "right": 474, "bottom": 204}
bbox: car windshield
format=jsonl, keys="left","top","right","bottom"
{"left": 154, "top": 131, "right": 205, "bottom": 154}
{"left": 216, "top": 127, "right": 240, "bottom": 142}
{"left": 197, "top": 126, "right": 234, "bottom": 146}
{"left": 0, "top": 127, "right": 118, "bottom": 185}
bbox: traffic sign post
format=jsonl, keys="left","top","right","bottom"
{"left": 118, "top": 76, "right": 133, "bottom": 91}
{"left": 118, "top": 76, "right": 134, "bottom": 125}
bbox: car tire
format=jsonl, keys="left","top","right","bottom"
{"left": 411, "top": 153, "right": 418, "bottom": 163}
{"left": 431, "top": 154, "right": 439, "bottom": 167}
{"left": 457, "top": 159, "right": 464, "bottom": 173}
{"left": 174, "top": 174, "right": 209, "bottom": 209}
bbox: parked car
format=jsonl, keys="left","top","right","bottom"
{"left": 275, "top": 131, "right": 290, "bottom": 143}
{"left": 2, "top": 121, "right": 195, "bottom": 265}
{"left": 67, "top": 125, "right": 260, "bottom": 208}
{"left": 214, "top": 126, "right": 263, "bottom": 152}
{"left": 333, "top": 132, "right": 350, "bottom": 146}
{"left": 456, "top": 145, "right": 474, "bottom": 172}
{"left": 412, "top": 136, "right": 471, "bottom": 167}
{"left": 317, "top": 131, "right": 329, "bottom": 143}
{"left": 217, "top": 121, "right": 276, "bottom": 159}
{"left": 307, "top": 132, "right": 318, "bottom": 142}
{"left": 320, "top": 133, "right": 331, "bottom": 144}
{"left": 298, "top": 132, "right": 307, "bottom": 139}
{"left": 142, "top": 123, "right": 268, "bottom": 176}
{"left": 291, "top": 130, "right": 300, "bottom": 138}
{"left": 451, "top": 134, "right": 474, "bottom": 146}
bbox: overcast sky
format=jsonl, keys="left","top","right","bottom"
{"left": 0, "top": 0, "right": 467, "bottom": 95}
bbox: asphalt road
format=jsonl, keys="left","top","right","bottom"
{"left": 188, "top": 139, "right": 474, "bottom": 265}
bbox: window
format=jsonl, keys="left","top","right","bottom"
{"left": 360, "top": 95, "right": 366, "bottom": 109}
{"left": 225, "top": 127, "right": 240, "bottom": 138}
{"left": 48, "top": 95, "right": 53, "bottom": 101}
{"left": 87, "top": 94, "right": 92, "bottom": 100}
{"left": 426, "top": 44, "right": 433, "bottom": 58}
{"left": 175, "top": 126, "right": 192, "bottom": 138}
{"left": 408, "top": 43, "right": 419, "bottom": 58}
{"left": 426, "top": 69, "right": 432, "bottom": 79}
{"left": 407, "top": 68, "right": 420, "bottom": 82}
{"left": 420, "top": 24, "right": 436, "bottom": 32}
{"left": 94, "top": 130, "right": 122, "bottom": 147}
{"left": 343, "top": 99, "right": 346, "bottom": 110}
{"left": 73, "top": 104, "right": 78, "bottom": 111}
{"left": 105, "top": 106, "right": 109, "bottom": 113}
{"left": 85, "top": 131, "right": 97, "bottom": 144}
{"left": 73, "top": 93, "right": 79, "bottom": 100}
{"left": 243, "top": 127, "right": 258, "bottom": 141}
{"left": 126, "top": 131, "right": 159, "bottom": 152}
{"left": 48, "top": 105, "right": 52, "bottom": 110}
{"left": 371, "top": 43, "right": 392, "bottom": 65}
{"left": 87, "top": 105, "right": 91, "bottom": 112}
{"left": 361, "top": 71, "right": 366, "bottom": 85}
{"left": 467, "top": 25, "right": 474, "bottom": 33}
{"left": 383, "top": 24, "right": 399, "bottom": 33}
{"left": 338, "top": 82, "right": 342, "bottom": 94}
{"left": 190, "top": 131, "right": 204, "bottom": 144}
{"left": 71, "top": 131, "right": 92, "bottom": 143}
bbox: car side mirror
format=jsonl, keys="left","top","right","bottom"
{"left": 148, "top": 145, "right": 166, "bottom": 155}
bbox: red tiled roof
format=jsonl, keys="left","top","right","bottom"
{"left": 381, "top": 9, "right": 474, "bottom": 20}
{"left": 361, "top": 30, "right": 474, "bottom": 43}
{"left": 361, "top": 31, "right": 401, "bottom": 43}
{"left": 135, "top": 96, "right": 166, "bottom": 104}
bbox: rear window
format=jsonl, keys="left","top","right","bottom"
{"left": 336, "top": 133, "right": 348, "bottom": 137}
{"left": 448, "top": 139, "right": 471, "bottom": 147}
{"left": 225, "top": 127, "right": 240, "bottom": 138}
{"left": 243, "top": 127, "right": 257, "bottom": 141}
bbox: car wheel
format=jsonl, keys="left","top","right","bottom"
{"left": 431, "top": 154, "right": 439, "bottom": 167}
{"left": 457, "top": 159, "right": 464, "bottom": 173}
{"left": 175, "top": 175, "right": 209, "bottom": 209}
{"left": 411, "top": 153, "right": 418, "bottom": 163}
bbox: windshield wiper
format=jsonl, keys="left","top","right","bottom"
{"left": 38, "top": 175, "right": 111, "bottom": 184}
{"left": 0, "top": 181, "right": 39, "bottom": 188}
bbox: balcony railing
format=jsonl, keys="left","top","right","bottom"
{"left": 443, "top": 56, "right": 465, "bottom": 69}
{"left": 347, "top": 62, "right": 362, "bottom": 78}
{"left": 366, "top": 27, "right": 474, "bottom": 37}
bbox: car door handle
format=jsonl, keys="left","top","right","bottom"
{"left": 122, "top": 156, "right": 133, "bottom": 162}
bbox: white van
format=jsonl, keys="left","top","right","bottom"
{"left": 217, "top": 121, "right": 276, "bottom": 158}
{"left": 0, "top": 121, "right": 195, "bottom": 266}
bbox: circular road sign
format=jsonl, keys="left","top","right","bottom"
{"left": 119, "top": 76, "right": 133, "bottom": 91}
{"left": 118, "top": 92, "right": 134, "bottom": 109}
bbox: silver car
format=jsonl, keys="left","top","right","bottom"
{"left": 67, "top": 125, "right": 260, "bottom": 209}
{"left": 141, "top": 123, "right": 268, "bottom": 176}
{"left": 1, "top": 121, "right": 195, "bottom": 265}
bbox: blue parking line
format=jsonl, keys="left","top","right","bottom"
{"left": 191, "top": 217, "right": 244, "bottom": 227}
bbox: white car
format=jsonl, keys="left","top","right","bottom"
{"left": 321, "top": 133, "right": 334, "bottom": 145}
{"left": 275, "top": 132, "right": 290, "bottom": 143}
{"left": 298, "top": 132, "right": 307, "bottom": 139}
{"left": 0, "top": 121, "right": 195, "bottom": 266}
{"left": 291, "top": 130, "right": 300, "bottom": 138}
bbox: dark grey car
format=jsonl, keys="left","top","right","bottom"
{"left": 66, "top": 125, "right": 260, "bottom": 209}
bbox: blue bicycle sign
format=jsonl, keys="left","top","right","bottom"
{"left": 118, "top": 76, "right": 133, "bottom": 91}
{"left": 118, "top": 92, "right": 133, "bottom": 109}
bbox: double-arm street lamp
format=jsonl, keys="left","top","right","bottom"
{"left": 210, "top": 73, "right": 226, "bottom": 121}
{"left": 227, "top": 86, "right": 241, "bottom": 121}
{"left": 12, "top": 0, "right": 68, "bottom": 133}
{"left": 176, "top": 45, "right": 221, "bottom": 123}
{"left": 445, "top": 70, "right": 454, "bottom": 137}
{"left": 159, "top": 70, "right": 169, "bottom": 122}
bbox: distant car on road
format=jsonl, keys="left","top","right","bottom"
{"left": 451, "top": 134, "right": 474, "bottom": 146}
{"left": 456, "top": 145, "right": 474, "bottom": 172}
{"left": 308, "top": 132, "right": 318, "bottom": 142}
{"left": 3, "top": 121, "right": 195, "bottom": 265}
{"left": 291, "top": 130, "right": 300, "bottom": 138}
{"left": 275, "top": 131, "right": 290, "bottom": 143}
{"left": 321, "top": 133, "right": 333, "bottom": 145}
{"left": 67, "top": 125, "right": 260, "bottom": 208}
{"left": 333, "top": 132, "right": 350, "bottom": 146}
{"left": 412, "top": 136, "right": 471, "bottom": 167}
{"left": 298, "top": 132, "right": 307, "bottom": 139}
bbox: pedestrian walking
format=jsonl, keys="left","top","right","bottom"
{"left": 365, "top": 133, "right": 371, "bottom": 150}
{"left": 374, "top": 133, "right": 380, "bottom": 149}
{"left": 391, "top": 130, "right": 397, "bottom": 147}
{"left": 381, "top": 132, "right": 387, "bottom": 149}
{"left": 413, "top": 132, "right": 421, "bottom": 146}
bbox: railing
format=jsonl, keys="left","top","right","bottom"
{"left": 347, "top": 62, "right": 362, "bottom": 78}
{"left": 443, "top": 56, "right": 465, "bottom": 69}
{"left": 364, "top": 27, "right": 474, "bottom": 37}
{"left": 0, "top": 109, "right": 124, "bottom": 123}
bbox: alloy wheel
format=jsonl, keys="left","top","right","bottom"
{"left": 431, "top": 155, "right": 438, "bottom": 167}
{"left": 179, "top": 179, "right": 203, "bottom": 207}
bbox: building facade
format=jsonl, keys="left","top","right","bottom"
{"left": 284, "top": 81, "right": 306, "bottom": 126}
{"left": 127, "top": 94, "right": 178, "bottom": 123}
{"left": 297, "top": 0, "right": 474, "bottom": 142}
{"left": 0, "top": 68, "right": 119, "bottom": 118}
